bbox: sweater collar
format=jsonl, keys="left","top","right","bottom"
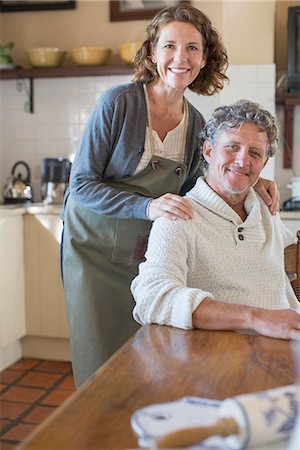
{"left": 186, "top": 177, "right": 262, "bottom": 226}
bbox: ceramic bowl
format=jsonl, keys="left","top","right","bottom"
{"left": 119, "top": 42, "right": 141, "bottom": 64}
{"left": 70, "top": 47, "right": 111, "bottom": 66}
{"left": 26, "top": 47, "right": 66, "bottom": 67}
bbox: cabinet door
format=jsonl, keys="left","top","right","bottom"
{"left": 0, "top": 215, "right": 26, "bottom": 347}
{"left": 282, "top": 219, "right": 300, "bottom": 235}
{"left": 24, "top": 214, "right": 69, "bottom": 338}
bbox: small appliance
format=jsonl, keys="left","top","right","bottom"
{"left": 3, "top": 160, "right": 33, "bottom": 204}
{"left": 41, "top": 158, "right": 71, "bottom": 205}
{"left": 282, "top": 176, "right": 300, "bottom": 211}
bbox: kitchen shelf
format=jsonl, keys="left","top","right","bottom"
{"left": 276, "top": 91, "right": 300, "bottom": 169}
{"left": 0, "top": 64, "right": 135, "bottom": 114}
{"left": 0, "top": 64, "right": 134, "bottom": 79}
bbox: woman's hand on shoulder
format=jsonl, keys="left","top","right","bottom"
{"left": 254, "top": 178, "right": 280, "bottom": 215}
{"left": 147, "top": 193, "right": 193, "bottom": 221}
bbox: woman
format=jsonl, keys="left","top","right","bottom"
{"left": 62, "top": 4, "right": 278, "bottom": 387}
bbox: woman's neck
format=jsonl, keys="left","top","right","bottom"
{"left": 145, "top": 82, "right": 185, "bottom": 141}
{"left": 146, "top": 81, "right": 185, "bottom": 113}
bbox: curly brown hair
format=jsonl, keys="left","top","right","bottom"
{"left": 133, "top": 3, "right": 229, "bottom": 96}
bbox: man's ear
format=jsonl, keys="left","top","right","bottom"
{"left": 203, "top": 140, "right": 212, "bottom": 163}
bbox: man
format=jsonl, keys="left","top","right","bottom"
{"left": 131, "top": 100, "right": 300, "bottom": 340}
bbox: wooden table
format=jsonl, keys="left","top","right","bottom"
{"left": 19, "top": 325, "right": 296, "bottom": 449}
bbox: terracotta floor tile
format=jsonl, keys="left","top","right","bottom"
{"left": 0, "top": 359, "right": 74, "bottom": 448}
{"left": 9, "top": 359, "right": 41, "bottom": 371}
{"left": 0, "top": 369, "right": 24, "bottom": 385}
{"left": 2, "top": 423, "right": 37, "bottom": 441}
{"left": 0, "top": 441, "right": 17, "bottom": 449}
{"left": 35, "top": 361, "right": 72, "bottom": 374}
{"left": 0, "top": 400, "right": 30, "bottom": 419}
{"left": 57, "top": 375, "right": 76, "bottom": 391}
{"left": 18, "top": 371, "right": 61, "bottom": 389}
{"left": 0, "top": 386, "right": 45, "bottom": 404}
{"left": 23, "top": 405, "right": 56, "bottom": 424}
{"left": 41, "top": 389, "right": 73, "bottom": 406}
{"left": 0, "top": 418, "right": 10, "bottom": 431}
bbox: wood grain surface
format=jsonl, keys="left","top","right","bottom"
{"left": 19, "top": 325, "right": 296, "bottom": 449}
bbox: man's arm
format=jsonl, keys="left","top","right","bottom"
{"left": 192, "top": 298, "right": 300, "bottom": 340}
{"left": 132, "top": 217, "right": 213, "bottom": 330}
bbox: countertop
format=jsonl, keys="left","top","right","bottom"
{"left": 280, "top": 210, "right": 300, "bottom": 220}
{"left": 0, "top": 203, "right": 62, "bottom": 216}
{"left": 0, "top": 202, "right": 299, "bottom": 220}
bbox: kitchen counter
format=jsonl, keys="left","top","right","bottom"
{"left": 280, "top": 210, "right": 300, "bottom": 220}
{"left": 280, "top": 210, "right": 300, "bottom": 235}
{"left": 1, "top": 204, "right": 298, "bottom": 217}
{"left": 0, "top": 202, "right": 69, "bottom": 370}
{"left": 0, "top": 203, "right": 62, "bottom": 216}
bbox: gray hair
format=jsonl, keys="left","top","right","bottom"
{"left": 200, "top": 100, "right": 279, "bottom": 168}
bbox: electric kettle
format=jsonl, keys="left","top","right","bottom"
{"left": 3, "top": 160, "right": 33, "bottom": 204}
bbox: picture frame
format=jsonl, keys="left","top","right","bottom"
{"left": 110, "top": 0, "right": 188, "bottom": 22}
{"left": 0, "top": 1, "right": 76, "bottom": 13}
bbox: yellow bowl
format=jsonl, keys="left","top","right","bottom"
{"left": 119, "top": 42, "right": 141, "bottom": 64}
{"left": 70, "top": 47, "right": 111, "bottom": 66}
{"left": 26, "top": 47, "right": 66, "bottom": 67}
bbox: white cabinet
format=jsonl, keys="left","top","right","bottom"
{"left": 0, "top": 213, "right": 26, "bottom": 368}
{"left": 280, "top": 212, "right": 300, "bottom": 236}
{"left": 24, "top": 214, "right": 69, "bottom": 339}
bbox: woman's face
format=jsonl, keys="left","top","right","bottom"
{"left": 151, "top": 20, "right": 206, "bottom": 92}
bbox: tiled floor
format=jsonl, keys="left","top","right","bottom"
{"left": 0, "top": 358, "right": 75, "bottom": 449}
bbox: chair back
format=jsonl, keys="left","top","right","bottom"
{"left": 284, "top": 230, "right": 300, "bottom": 301}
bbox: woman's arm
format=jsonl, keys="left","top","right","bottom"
{"left": 69, "top": 86, "right": 152, "bottom": 220}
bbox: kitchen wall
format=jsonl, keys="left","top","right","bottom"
{"left": 0, "top": 64, "right": 276, "bottom": 202}
{"left": 0, "top": 0, "right": 299, "bottom": 205}
{"left": 0, "top": 1, "right": 276, "bottom": 67}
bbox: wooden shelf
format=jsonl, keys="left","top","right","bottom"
{"left": 0, "top": 65, "right": 135, "bottom": 113}
{"left": 276, "top": 90, "right": 300, "bottom": 105}
{"left": 0, "top": 64, "right": 134, "bottom": 80}
{"left": 276, "top": 91, "right": 300, "bottom": 169}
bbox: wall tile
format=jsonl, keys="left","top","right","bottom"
{"left": 2, "top": 66, "right": 298, "bottom": 205}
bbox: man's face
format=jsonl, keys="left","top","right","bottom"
{"left": 203, "top": 122, "right": 269, "bottom": 202}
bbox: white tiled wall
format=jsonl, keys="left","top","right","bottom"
{"left": 0, "top": 75, "right": 132, "bottom": 202}
{"left": 1, "top": 64, "right": 284, "bottom": 203}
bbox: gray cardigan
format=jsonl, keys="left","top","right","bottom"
{"left": 67, "top": 82, "right": 205, "bottom": 220}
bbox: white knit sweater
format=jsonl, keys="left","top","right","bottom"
{"left": 131, "top": 177, "right": 298, "bottom": 330}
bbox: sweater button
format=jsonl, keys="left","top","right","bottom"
{"left": 237, "top": 227, "right": 244, "bottom": 232}
{"left": 238, "top": 234, "right": 244, "bottom": 241}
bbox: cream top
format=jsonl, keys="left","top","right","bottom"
{"left": 134, "top": 85, "right": 188, "bottom": 174}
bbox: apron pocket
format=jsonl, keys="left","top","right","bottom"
{"left": 111, "top": 218, "right": 151, "bottom": 265}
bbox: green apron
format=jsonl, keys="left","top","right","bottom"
{"left": 63, "top": 156, "right": 187, "bottom": 387}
